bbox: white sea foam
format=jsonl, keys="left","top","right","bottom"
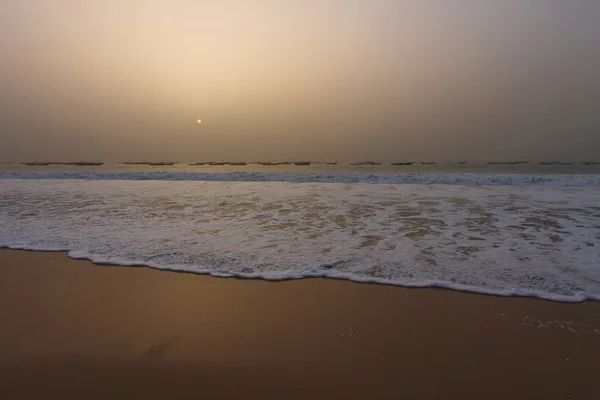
{"left": 1, "top": 179, "right": 599, "bottom": 302}
{"left": 1, "top": 171, "right": 600, "bottom": 186}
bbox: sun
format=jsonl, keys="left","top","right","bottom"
{"left": 197, "top": 119, "right": 202, "bottom": 124}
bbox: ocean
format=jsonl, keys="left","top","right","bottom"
{"left": 1, "top": 162, "right": 599, "bottom": 302}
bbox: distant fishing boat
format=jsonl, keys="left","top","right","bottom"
{"left": 22, "top": 162, "right": 50, "bottom": 166}
{"left": 259, "top": 161, "right": 289, "bottom": 165}
{"left": 351, "top": 161, "right": 382, "bottom": 166}
{"left": 294, "top": 161, "right": 311, "bottom": 166}
{"left": 488, "top": 161, "right": 528, "bottom": 165}
{"left": 325, "top": 161, "right": 338, "bottom": 165}
{"left": 188, "top": 162, "right": 209, "bottom": 166}
{"left": 420, "top": 161, "right": 436, "bottom": 165}
{"left": 581, "top": 161, "right": 598, "bottom": 165}
{"left": 66, "top": 162, "right": 104, "bottom": 166}
{"left": 539, "top": 161, "right": 572, "bottom": 165}
{"left": 391, "top": 162, "right": 413, "bottom": 166}
{"left": 148, "top": 162, "right": 178, "bottom": 166}
{"left": 120, "top": 161, "right": 150, "bottom": 165}
{"left": 227, "top": 162, "right": 247, "bottom": 166}
{"left": 208, "top": 161, "right": 226, "bottom": 166}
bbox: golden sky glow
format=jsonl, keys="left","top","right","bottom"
{"left": 1, "top": 1, "right": 599, "bottom": 161}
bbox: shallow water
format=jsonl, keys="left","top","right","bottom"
{"left": 1, "top": 178, "right": 599, "bottom": 302}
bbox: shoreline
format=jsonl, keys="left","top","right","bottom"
{"left": 2, "top": 247, "right": 597, "bottom": 303}
{"left": 1, "top": 249, "right": 599, "bottom": 399}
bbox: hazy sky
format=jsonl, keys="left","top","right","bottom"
{"left": 1, "top": 0, "right": 599, "bottom": 161}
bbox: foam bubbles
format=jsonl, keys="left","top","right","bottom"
{"left": 1, "top": 179, "right": 600, "bottom": 302}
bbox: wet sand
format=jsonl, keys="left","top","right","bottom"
{"left": 0, "top": 249, "right": 599, "bottom": 399}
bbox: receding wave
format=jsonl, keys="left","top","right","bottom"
{"left": 2, "top": 171, "right": 600, "bottom": 186}
{"left": 2, "top": 179, "right": 600, "bottom": 302}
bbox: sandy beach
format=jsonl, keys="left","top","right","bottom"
{"left": 0, "top": 250, "right": 599, "bottom": 399}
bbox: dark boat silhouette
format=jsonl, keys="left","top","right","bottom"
{"left": 420, "top": 161, "right": 436, "bottom": 165}
{"left": 22, "top": 162, "right": 50, "bottom": 166}
{"left": 294, "top": 161, "right": 311, "bottom": 166}
{"left": 148, "top": 162, "right": 178, "bottom": 166}
{"left": 581, "top": 162, "right": 598, "bottom": 165}
{"left": 325, "top": 161, "right": 338, "bottom": 165}
{"left": 259, "top": 161, "right": 290, "bottom": 165}
{"left": 391, "top": 162, "right": 413, "bottom": 166}
{"left": 488, "top": 161, "right": 528, "bottom": 165}
{"left": 351, "top": 161, "right": 382, "bottom": 166}
{"left": 539, "top": 161, "right": 573, "bottom": 165}
{"left": 458, "top": 161, "right": 466, "bottom": 164}
{"left": 227, "top": 162, "right": 247, "bottom": 166}
{"left": 66, "top": 162, "right": 103, "bottom": 166}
